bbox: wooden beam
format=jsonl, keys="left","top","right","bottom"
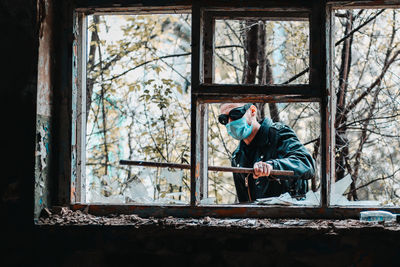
{"left": 71, "top": 203, "right": 400, "bottom": 219}
{"left": 328, "top": 0, "right": 400, "bottom": 9}
{"left": 191, "top": 3, "right": 201, "bottom": 206}
{"left": 312, "top": 0, "right": 330, "bottom": 207}
{"left": 56, "top": 1, "right": 74, "bottom": 205}
{"left": 71, "top": 11, "right": 87, "bottom": 204}
{"left": 208, "top": 10, "right": 310, "bottom": 20}
{"left": 194, "top": 84, "right": 316, "bottom": 96}
{"left": 74, "top": 0, "right": 314, "bottom": 10}
{"left": 326, "top": 3, "right": 336, "bottom": 206}
{"left": 196, "top": 95, "right": 321, "bottom": 103}
{"left": 199, "top": 104, "right": 209, "bottom": 200}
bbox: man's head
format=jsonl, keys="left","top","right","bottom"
{"left": 219, "top": 103, "right": 258, "bottom": 140}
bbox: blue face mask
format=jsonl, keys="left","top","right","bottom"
{"left": 226, "top": 117, "right": 253, "bottom": 140}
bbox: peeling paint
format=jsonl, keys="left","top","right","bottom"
{"left": 36, "top": 125, "right": 48, "bottom": 169}
{"left": 35, "top": 0, "right": 54, "bottom": 220}
{"left": 35, "top": 115, "right": 51, "bottom": 219}
{"left": 37, "top": 0, "right": 53, "bottom": 117}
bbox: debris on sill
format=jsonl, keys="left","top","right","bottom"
{"left": 255, "top": 175, "right": 385, "bottom": 206}
{"left": 37, "top": 206, "right": 400, "bottom": 231}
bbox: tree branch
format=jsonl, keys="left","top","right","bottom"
{"left": 335, "top": 9, "right": 385, "bottom": 46}
{"left": 346, "top": 167, "right": 400, "bottom": 195}
{"left": 344, "top": 49, "right": 400, "bottom": 115}
{"left": 105, "top": 52, "right": 191, "bottom": 82}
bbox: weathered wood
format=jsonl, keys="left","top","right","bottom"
{"left": 327, "top": 0, "right": 400, "bottom": 9}
{"left": 74, "top": 0, "right": 315, "bottom": 11}
{"left": 195, "top": 84, "right": 315, "bottom": 95}
{"left": 71, "top": 203, "right": 400, "bottom": 219}
{"left": 201, "top": 11, "right": 213, "bottom": 199}
{"left": 312, "top": 0, "right": 330, "bottom": 207}
{"left": 327, "top": 3, "right": 335, "bottom": 207}
{"left": 73, "top": 0, "right": 400, "bottom": 14}
{"left": 56, "top": 1, "right": 74, "bottom": 205}
{"left": 196, "top": 94, "right": 320, "bottom": 103}
{"left": 191, "top": 3, "right": 202, "bottom": 206}
{"left": 120, "top": 160, "right": 295, "bottom": 176}
{"left": 199, "top": 104, "right": 209, "bottom": 200}
{"left": 66, "top": 0, "right": 400, "bottom": 217}
{"left": 203, "top": 12, "right": 214, "bottom": 84}
{"left": 208, "top": 10, "right": 309, "bottom": 20}
{"left": 72, "top": 11, "right": 87, "bottom": 203}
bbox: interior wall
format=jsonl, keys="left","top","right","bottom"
{"left": 2, "top": 0, "right": 38, "bottom": 265}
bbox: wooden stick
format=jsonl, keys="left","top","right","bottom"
{"left": 119, "top": 160, "right": 294, "bottom": 177}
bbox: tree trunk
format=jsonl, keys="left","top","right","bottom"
{"left": 243, "top": 20, "right": 259, "bottom": 84}
{"left": 244, "top": 20, "right": 278, "bottom": 123}
{"left": 335, "top": 11, "right": 354, "bottom": 183}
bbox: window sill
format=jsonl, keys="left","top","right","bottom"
{"left": 37, "top": 206, "right": 400, "bottom": 233}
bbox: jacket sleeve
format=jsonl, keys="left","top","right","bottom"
{"left": 267, "top": 124, "right": 315, "bottom": 180}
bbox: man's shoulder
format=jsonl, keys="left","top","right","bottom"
{"left": 268, "top": 121, "right": 300, "bottom": 147}
{"left": 260, "top": 119, "right": 292, "bottom": 135}
{"left": 270, "top": 121, "right": 296, "bottom": 135}
{"left": 270, "top": 121, "right": 289, "bottom": 130}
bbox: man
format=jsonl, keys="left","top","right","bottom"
{"left": 219, "top": 103, "right": 315, "bottom": 203}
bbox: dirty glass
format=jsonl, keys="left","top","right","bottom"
{"left": 206, "top": 102, "right": 321, "bottom": 205}
{"left": 332, "top": 8, "right": 400, "bottom": 206}
{"left": 85, "top": 14, "right": 191, "bottom": 204}
{"left": 213, "top": 19, "right": 309, "bottom": 85}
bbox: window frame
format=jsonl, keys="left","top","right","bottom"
{"left": 67, "top": 0, "right": 400, "bottom": 219}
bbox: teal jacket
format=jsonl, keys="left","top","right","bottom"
{"left": 231, "top": 118, "right": 315, "bottom": 202}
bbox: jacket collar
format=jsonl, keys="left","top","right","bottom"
{"left": 240, "top": 117, "right": 273, "bottom": 149}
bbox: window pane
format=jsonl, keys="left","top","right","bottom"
{"left": 85, "top": 14, "right": 191, "bottom": 204}
{"left": 206, "top": 102, "right": 320, "bottom": 205}
{"left": 333, "top": 9, "right": 400, "bottom": 206}
{"left": 213, "top": 19, "right": 309, "bottom": 85}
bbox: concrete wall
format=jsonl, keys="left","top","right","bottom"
{"left": 2, "top": 0, "right": 38, "bottom": 228}
{"left": 2, "top": 1, "right": 400, "bottom": 266}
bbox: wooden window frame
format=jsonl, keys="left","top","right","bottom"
{"left": 67, "top": 0, "right": 400, "bottom": 219}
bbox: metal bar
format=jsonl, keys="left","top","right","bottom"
{"left": 119, "top": 160, "right": 294, "bottom": 177}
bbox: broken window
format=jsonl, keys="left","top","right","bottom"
{"left": 207, "top": 102, "right": 321, "bottom": 205}
{"left": 82, "top": 13, "right": 192, "bottom": 204}
{"left": 332, "top": 8, "right": 400, "bottom": 206}
{"left": 190, "top": 7, "right": 325, "bottom": 207}
{"left": 213, "top": 17, "right": 310, "bottom": 85}
{"left": 68, "top": 1, "right": 400, "bottom": 218}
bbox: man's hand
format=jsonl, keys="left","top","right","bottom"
{"left": 253, "top": 161, "right": 273, "bottom": 179}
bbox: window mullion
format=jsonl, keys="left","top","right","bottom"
{"left": 190, "top": 3, "right": 202, "bottom": 206}
{"left": 311, "top": 0, "right": 330, "bottom": 207}
{"left": 72, "top": 11, "right": 87, "bottom": 204}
